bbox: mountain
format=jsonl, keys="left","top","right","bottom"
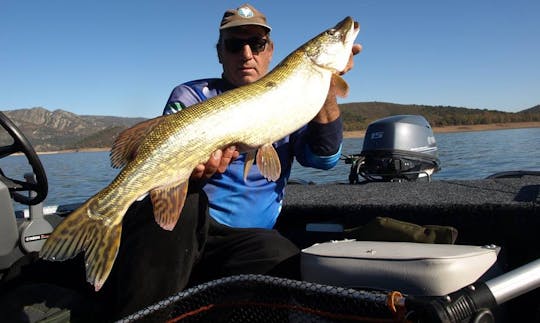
{"left": 1, "top": 107, "right": 146, "bottom": 151}
{"left": 1, "top": 104, "right": 538, "bottom": 152}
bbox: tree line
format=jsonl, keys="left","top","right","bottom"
{"left": 339, "top": 102, "right": 540, "bottom": 131}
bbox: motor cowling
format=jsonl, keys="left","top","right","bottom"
{"left": 348, "top": 115, "right": 441, "bottom": 183}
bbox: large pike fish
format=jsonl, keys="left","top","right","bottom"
{"left": 40, "top": 17, "right": 360, "bottom": 291}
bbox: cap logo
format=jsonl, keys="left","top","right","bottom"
{"left": 237, "top": 6, "right": 254, "bottom": 18}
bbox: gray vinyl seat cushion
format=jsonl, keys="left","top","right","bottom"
{"left": 301, "top": 240, "right": 499, "bottom": 296}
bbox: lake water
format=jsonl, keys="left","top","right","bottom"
{"left": 1, "top": 127, "right": 538, "bottom": 209}
{"left": 291, "top": 127, "right": 540, "bottom": 184}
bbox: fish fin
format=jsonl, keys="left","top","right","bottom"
{"left": 86, "top": 224, "right": 122, "bottom": 291}
{"left": 243, "top": 150, "right": 256, "bottom": 181}
{"left": 332, "top": 74, "right": 350, "bottom": 98}
{"left": 150, "top": 181, "right": 188, "bottom": 231}
{"left": 110, "top": 116, "right": 166, "bottom": 168}
{"left": 256, "top": 144, "right": 281, "bottom": 182}
{"left": 39, "top": 200, "right": 122, "bottom": 292}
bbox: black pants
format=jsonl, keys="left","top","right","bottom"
{"left": 101, "top": 190, "right": 300, "bottom": 319}
{"left": 99, "top": 191, "right": 209, "bottom": 319}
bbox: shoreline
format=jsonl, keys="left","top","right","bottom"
{"left": 343, "top": 121, "right": 540, "bottom": 138}
{"left": 35, "top": 122, "right": 539, "bottom": 154}
{"left": 36, "top": 147, "right": 110, "bottom": 155}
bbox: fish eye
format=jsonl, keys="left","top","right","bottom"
{"left": 327, "top": 28, "right": 336, "bottom": 36}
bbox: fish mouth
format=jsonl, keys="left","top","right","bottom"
{"left": 345, "top": 21, "right": 360, "bottom": 44}
{"left": 333, "top": 16, "right": 359, "bottom": 37}
{"left": 304, "top": 16, "right": 360, "bottom": 73}
{"left": 326, "top": 17, "right": 359, "bottom": 48}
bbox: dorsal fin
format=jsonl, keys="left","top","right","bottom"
{"left": 110, "top": 116, "right": 165, "bottom": 168}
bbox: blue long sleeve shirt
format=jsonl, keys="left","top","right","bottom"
{"left": 164, "top": 78, "right": 342, "bottom": 228}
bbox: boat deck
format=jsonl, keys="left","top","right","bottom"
{"left": 279, "top": 175, "right": 540, "bottom": 319}
{"left": 279, "top": 175, "right": 540, "bottom": 320}
{"left": 280, "top": 175, "right": 539, "bottom": 266}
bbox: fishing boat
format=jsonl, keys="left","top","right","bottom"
{"left": 0, "top": 111, "right": 539, "bottom": 322}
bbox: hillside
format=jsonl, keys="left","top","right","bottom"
{"left": 1, "top": 107, "right": 145, "bottom": 151}
{"left": 340, "top": 102, "right": 540, "bottom": 131}
{"left": 519, "top": 105, "right": 540, "bottom": 114}
{"left": 1, "top": 103, "right": 539, "bottom": 152}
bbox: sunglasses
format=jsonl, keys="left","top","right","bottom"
{"left": 224, "top": 37, "right": 268, "bottom": 54}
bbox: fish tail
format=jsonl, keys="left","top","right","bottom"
{"left": 39, "top": 201, "right": 122, "bottom": 291}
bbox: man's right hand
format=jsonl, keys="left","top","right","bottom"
{"left": 190, "top": 146, "right": 239, "bottom": 181}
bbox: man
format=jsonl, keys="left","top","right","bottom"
{"left": 163, "top": 2, "right": 360, "bottom": 279}
{"left": 103, "top": 3, "right": 361, "bottom": 318}
{"left": 164, "top": 3, "right": 360, "bottom": 229}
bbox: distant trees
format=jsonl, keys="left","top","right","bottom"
{"left": 340, "top": 102, "right": 540, "bottom": 130}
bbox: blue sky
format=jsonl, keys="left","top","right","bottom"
{"left": 1, "top": 0, "right": 539, "bottom": 118}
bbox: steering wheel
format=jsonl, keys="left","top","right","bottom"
{"left": 0, "top": 111, "right": 48, "bottom": 205}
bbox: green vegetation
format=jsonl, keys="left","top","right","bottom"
{"left": 340, "top": 102, "right": 540, "bottom": 131}
{"left": 66, "top": 126, "right": 126, "bottom": 150}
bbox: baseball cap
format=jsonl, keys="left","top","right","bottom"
{"left": 219, "top": 4, "right": 272, "bottom": 32}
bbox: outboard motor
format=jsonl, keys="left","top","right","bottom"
{"left": 348, "top": 115, "right": 440, "bottom": 183}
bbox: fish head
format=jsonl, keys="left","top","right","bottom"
{"left": 304, "top": 17, "right": 360, "bottom": 73}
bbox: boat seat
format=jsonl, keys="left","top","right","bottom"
{"left": 0, "top": 183, "right": 18, "bottom": 257}
{"left": 301, "top": 240, "right": 499, "bottom": 296}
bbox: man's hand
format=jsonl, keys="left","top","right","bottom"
{"left": 190, "top": 145, "right": 239, "bottom": 181}
{"left": 340, "top": 44, "right": 362, "bottom": 76}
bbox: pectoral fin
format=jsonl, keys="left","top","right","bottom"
{"left": 110, "top": 116, "right": 167, "bottom": 168}
{"left": 243, "top": 150, "right": 256, "bottom": 181}
{"left": 150, "top": 181, "right": 189, "bottom": 231}
{"left": 332, "top": 74, "right": 349, "bottom": 98}
{"left": 256, "top": 144, "right": 281, "bottom": 182}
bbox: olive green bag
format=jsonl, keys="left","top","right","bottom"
{"left": 345, "top": 216, "right": 458, "bottom": 244}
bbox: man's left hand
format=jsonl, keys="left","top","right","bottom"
{"left": 190, "top": 146, "right": 239, "bottom": 181}
{"left": 340, "top": 44, "right": 362, "bottom": 75}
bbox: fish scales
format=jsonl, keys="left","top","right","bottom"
{"left": 40, "top": 17, "right": 359, "bottom": 290}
